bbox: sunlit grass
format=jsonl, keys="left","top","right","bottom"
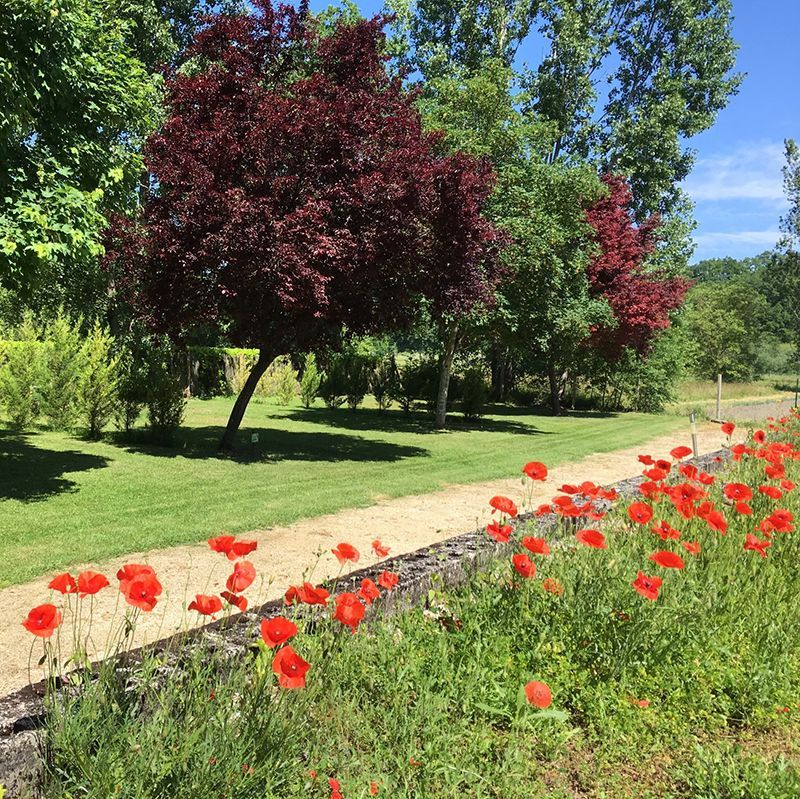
{"left": 0, "top": 398, "right": 684, "bottom": 586}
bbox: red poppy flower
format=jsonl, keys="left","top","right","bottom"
{"left": 535, "top": 503, "right": 553, "bottom": 516}
{"left": 333, "top": 592, "right": 365, "bottom": 631}
{"left": 22, "top": 603, "right": 63, "bottom": 638}
{"left": 272, "top": 644, "right": 310, "bottom": 689}
{"left": 230, "top": 539, "right": 258, "bottom": 559}
{"left": 766, "top": 509, "right": 794, "bottom": 533}
{"left": 744, "top": 533, "right": 771, "bottom": 558}
{"left": 370, "top": 781, "right": 379, "bottom": 796}
{"left": 698, "top": 471, "right": 716, "bottom": 485}
{"left": 220, "top": 591, "right": 248, "bottom": 611}
{"left": 644, "top": 467, "right": 667, "bottom": 482}
{"left": 226, "top": 561, "right": 256, "bottom": 594}
{"left": 371, "top": 539, "right": 390, "bottom": 557}
{"left": 188, "top": 594, "right": 223, "bottom": 616}
{"left": 576, "top": 529, "right": 606, "bottom": 549}
{"left": 332, "top": 542, "right": 360, "bottom": 564}
{"left": 639, "top": 481, "right": 662, "bottom": 500}
{"left": 627, "top": 502, "right": 654, "bottom": 525}
{"left": 735, "top": 501, "right": 753, "bottom": 515}
{"left": 123, "top": 571, "right": 163, "bottom": 612}
{"left": 653, "top": 520, "right": 680, "bottom": 541}
{"left": 765, "top": 463, "right": 786, "bottom": 480}
{"left": 489, "top": 495, "right": 518, "bottom": 518}
{"left": 524, "top": 680, "right": 552, "bottom": 709}
{"left": 724, "top": 483, "right": 753, "bottom": 502}
{"left": 76, "top": 570, "right": 109, "bottom": 598}
{"left": 732, "top": 444, "right": 752, "bottom": 462}
{"left": 632, "top": 570, "right": 662, "bottom": 601}
{"left": 208, "top": 535, "right": 236, "bottom": 556}
{"left": 377, "top": 570, "right": 399, "bottom": 591}
{"left": 117, "top": 563, "right": 156, "bottom": 596}
{"left": 542, "top": 577, "right": 564, "bottom": 595}
{"left": 638, "top": 454, "right": 655, "bottom": 466}
{"left": 680, "top": 463, "right": 699, "bottom": 480}
{"left": 260, "top": 616, "right": 298, "bottom": 647}
{"left": 298, "top": 582, "right": 330, "bottom": 605}
{"left": 521, "top": 536, "right": 550, "bottom": 555}
{"left": 358, "top": 578, "right": 381, "bottom": 605}
{"left": 523, "top": 461, "right": 548, "bottom": 481}
{"left": 721, "top": 422, "right": 735, "bottom": 436}
{"left": 781, "top": 479, "right": 796, "bottom": 492}
{"left": 670, "top": 445, "right": 693, "bottom": 460}
{"left": 648, "top": 550, "right": 685, "bottom": 570}
{"left": 486, "top": 522, "right": 513, "bottom": 543}
{"left": 759, "top": 485, "right": 783, "bottom": 500}
{"left": 682, "top": 540, "right": 701, "bottom": 556}
{"left": 754, "top": 429, "right": 766, "bottom": 444}
{"left": 284, "top": 585, "right": 301, "bottom": 606}
{"left": 48, "top": 572, "right": 77, "bottom": 595}
{"left": 512, "top": 553, "right": 535, "bottom": 578}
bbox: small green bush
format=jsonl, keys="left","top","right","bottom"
{"left": 114, "top": 352, "right": 147, "bottom": 433}
{"left": 40, "top": 310, "right": 85, "bottom": 431}
{"left": 146, "top": 361, "right": 186, "bottom": 445}
{"left": 0, "top": 314, "right": 43, "bottom": 429}
{"left": 299, "top": 353, "right": 321, "bottom": 408}
{"left": 370, "top": 356, "right": 396, "bottom": 410}
{"left": 273, "top": 356, "right": 299, "bottom": 406}
{"left": 78, "top": 322, "right": 120, "bottom": 438}
{"left": 459, "top": 367, "right": 487, "bottom": 420}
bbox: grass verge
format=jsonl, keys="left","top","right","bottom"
{"left": 0, "top": 398, "right": 683, "bottom": 586}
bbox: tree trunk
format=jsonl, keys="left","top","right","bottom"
{"left": 547, "top": 362, "right": 562, "bottom": 416}
{"left": 219, "top": 347, "right": 274, "bottom": 451}
{"left": 434, "top": 325, "right": 459, "bottom": 429}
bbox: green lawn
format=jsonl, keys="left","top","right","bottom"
{"left": 0, "top": 398, "right": 683, "bottom": 587}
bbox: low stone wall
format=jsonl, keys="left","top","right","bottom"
{"left": 0, "top": 450, "right": 728, "bottom": 797}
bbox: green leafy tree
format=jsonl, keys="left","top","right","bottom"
{"left": 40, "top": 310, "right": 85, "bottom": 430}
{"left": 0, "top": 0, "right": 161, "bottom": 312}
{"left": 396, "top": 0, "right": 741, "bottom": 270}
{"left": 683, "top": 281, "right": 769, "bottom": 382}
{"left": 78, "top": 321, "right": 120, "bottom": 438}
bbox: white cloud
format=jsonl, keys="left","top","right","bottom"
{"left": 693, "top": 229, "right": 782, "bottom": 248}
{"left": 684, "top": 140, "right": 788, "bottom": 204}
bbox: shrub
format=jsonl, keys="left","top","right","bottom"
{"left": 40, "top": 310, "right": 85, "bottom": 431}
{"left": 390, "top": 356, "right": 437, "bottom": 414}
{"left": 370, "top": 356, "right": 396, "bottom": 410}
{"left": 299, "top": 353, "right": 321, "bottom": 408}
{"left": 0, "top": 314, "right": 43, "bottom": 429}
{"left": 319, "top": 355, "right": 348, "bottom": 409}
{"left": 273, "top": 356, "right": 299, "bottom": 406}
{"left": 146, "top": 360, "right": 186, "bottom": 445}
{"left": 459, "top": 367, "right": 487, "bottom": 420}
{"left": 114, "top": 352, "right": 146, "bottom": 433}
{"left": 342, "top": 352, "right": 372, "bottom": 410}
{"left": 78, "top": 322, "right": 120, "bottom": 438}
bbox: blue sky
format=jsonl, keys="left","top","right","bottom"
{"left": 682, "top": 0, "right": 800, "bottom": 262}
{"left": 308, "top": 0, "right": 798, "bottom": 263}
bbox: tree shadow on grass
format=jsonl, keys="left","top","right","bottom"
{"left": 283, "top": 406, "right": 555, "bottom": 436}
{"left": 0, "top": 431, "right": 109, "bottom": 502}
{"left": 107, "top": 425, "right": 429, "bottom": 463}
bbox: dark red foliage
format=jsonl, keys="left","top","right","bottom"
{"left": 585, "top": 174, "right": 691, "bottom": 360}
{"left": 107, "top": 1, "right": 501, "bottom": 354}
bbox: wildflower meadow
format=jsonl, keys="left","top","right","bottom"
{"left": 14, "top": 412, "right": 800, "bottom": 798}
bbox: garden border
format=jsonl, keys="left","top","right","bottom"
{"left": 0, "top": 449, "right": 729, "bottom": 797}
